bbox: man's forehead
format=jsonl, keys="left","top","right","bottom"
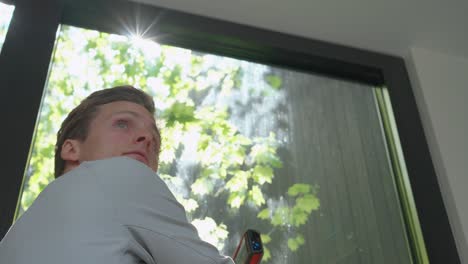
{"left": 98, "top": 101, "right": 157, "bottom": 129}
{"left": 112, "top": 110, "right": 154, "bottom": 121}
{"left": 99, "top": 101, "right": 152, "bottom": 117}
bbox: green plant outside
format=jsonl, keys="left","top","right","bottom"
{"left": 17, "top": 25, "right": 320, "bottom": 262}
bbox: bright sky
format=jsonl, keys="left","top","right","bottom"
{"left": 0, "top": 3, "right": 15, "bottom": 50}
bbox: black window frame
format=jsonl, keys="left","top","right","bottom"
{"left": 0, "top": 0, "right": 460, "bottom": 262}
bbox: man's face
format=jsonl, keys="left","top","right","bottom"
{"left": 66, "top": 101, "right": 160, "bottom": 171}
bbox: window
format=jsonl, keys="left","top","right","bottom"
{"left": 19, "top": 24, "right": 419, "bottom": 263}
{"left": 0, "top": 1, "right": 14, "bottom": 52}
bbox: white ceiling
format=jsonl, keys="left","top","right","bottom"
{"left": 133, "top": 0, "right": 468, "bottom": 59}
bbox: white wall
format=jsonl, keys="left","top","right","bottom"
{"left": 406, "top": 47, "right": 468, "bottom": 263}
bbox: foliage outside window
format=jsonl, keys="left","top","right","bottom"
{"left": 20, "top": 26, "right": 320, "bottom": 262}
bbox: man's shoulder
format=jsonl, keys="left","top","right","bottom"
{"left": 62, "top": 156, "right": 154, "bottom": 179}
{"left": 24, "top": 157, "right": 165, "bottom": 216}
{"left": 54, "top": 157, "right": 162, "bottom": 190}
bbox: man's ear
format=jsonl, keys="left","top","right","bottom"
{"left": 60, "top": 139, "right": 81, "bottom": 163}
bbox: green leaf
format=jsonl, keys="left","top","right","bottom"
{"left": 296, "top": 234, "right": 305, "bottom": 245}
{"left": 248, "top": 185, "right": 265, "bottom": 206}
{"left": 252, "top": 165, "right": 273, "bottom": 184}
{"left": 162, "top": 102, "right": 197, "bottom": 126}
{"left": 198, "top": 135, "right": 211, "bottom": 151}
{"left": 257, "top": 208, "right": 270, "bottom": 220}
{"left": 287, "top": 235, "right": 305, "bottom": 252}
{"left": 260, "top": 234, "right": 271, "bottom": 244}
{"left": 227, "top": 192, "right": 246, "bottom": 208}
{"left": 263, "top": 247, "right": 271, "bottom": 261}
{"left": 288, "top": 238, "right": 299, "bottom": 252}
{"left": 201, "top": 168, "right": 215, "bottom": 178}
{"left": 148, "top": 59, "right": 164, "bottom": 76}
{"left": 230, "top": 148, "right": 245, "bottom": 165}
{"left": 296, "top": 194, "right": 320, "bottom": 213}
{"left": 236, "top": 134, "right": 252, "bottom": 146}
{"left": 271, "top": 206, "right": 289, "bottom": 226}
{"left": 179, "top": 198, "right": 199, "bottom": 213}
{"left": 288, "top": 183, "right": 311, "bottom": 196}
{"left": 226, "top": 171, "right": 249, "bottom": 192}
{"left": 291, "top": 208, "right": 308, "bottom": 226}
{"left": 190, "top": 177, "right": 214, "bottom": 196}
{"left": 164, "top": 65, "right": 182, "bottom": 88}
{"left": 269, "top": 156, "right": 283, "bottom": 168}
{"left": 264, "top": 74, "right": 282, "bottom": 90}
{"left": 250, "top": 143, "right": 282, "bottom": 168}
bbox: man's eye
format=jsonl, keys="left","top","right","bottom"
{"left": 115, "top": 120, "right": 128, "bottom": 129}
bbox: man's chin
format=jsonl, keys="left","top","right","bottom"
{"left": 122, "top": 153, "right": 148, "bottom": 166}
{"left": 120, "top": 154, "right": 157, "bottom": 172}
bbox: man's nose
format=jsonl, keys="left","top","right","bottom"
{"left": 134, "top": 128, "right": 153, "bottom": 145}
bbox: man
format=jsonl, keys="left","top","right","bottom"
{"left": 0, "top": 85, "right": 234, "bottom": 264}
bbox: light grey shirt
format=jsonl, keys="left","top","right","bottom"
{"left": 0, "top": 157, "right": 234, "bottom": 264}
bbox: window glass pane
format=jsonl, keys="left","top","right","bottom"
{"left": 0, "top": 2, "right": 15, "bottom": 52}
{"left": 19, "top": 24, "right": 416, "bottom": 263}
